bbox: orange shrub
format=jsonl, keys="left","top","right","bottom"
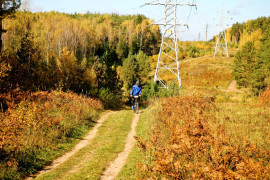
{"left": 260, "top": 87, "right": 270, "bottom": 105}
{"left": 0, "top": 91, "right": 103, "bottom": 177}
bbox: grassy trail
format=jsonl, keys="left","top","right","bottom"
{"left": 34, "top": 110, "right": 134, "bottom": 180}
{"left": 101, "top": 113, "right": 140, "bottom": 180}
{"left": 27, "top": 111, "right": 114, "bottom": 179}
{"left": 116, "top": 104, "right": 160, "bottom": 179}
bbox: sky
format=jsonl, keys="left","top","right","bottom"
{"left": 27, "top": 0, "right": 270, "bottom": 41}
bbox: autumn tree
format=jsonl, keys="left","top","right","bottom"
{"left": 0, "top": 0, "right": 20, "bottom": 54}
{"left": 0, "top": 58, "right": 10, "bottom": 81}
{"left": 230, "top": 22, "right": 244, "bottom": 44}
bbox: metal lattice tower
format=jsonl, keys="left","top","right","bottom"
{"left": 214, "top": 6, "right": 229, "bottom": 57}
{"left": 145, "top": 0, "right": 196, "bottom": 89}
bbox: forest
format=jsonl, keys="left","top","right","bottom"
{"left": 0, "top": 11, "right": 160, "bottom": 97}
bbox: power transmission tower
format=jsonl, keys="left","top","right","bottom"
{"left": 206, "top": 23, "right": 208, "bottom": 41}
{"left": 144, "top": 0, "right": 196, "bottom": 89}
{"left": 214, "top": 6, "right": 229, "bottom": 57}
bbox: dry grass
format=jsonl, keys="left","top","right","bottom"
{"left": 137, "top": 96, "right": 270, "bottom": 179}
{"left": 149, "top": 55, "right": 233, "bottom": 92}
{"left": 180, "top": 56, "right": 233, "bottom": 89}
{"left": 214, "top": 102, "right": 270, "bottom": 150}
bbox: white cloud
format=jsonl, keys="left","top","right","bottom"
{"left": 236, "top": 1, "right": 254, "bottom": 9}
{"left": 229, "top": 9, "right": 242, "bottom": 16}
{"left": 31, "top": 5, "right": 44, "bottom": 12}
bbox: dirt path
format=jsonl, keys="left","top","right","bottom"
{"left": 228, "top": 80, "right": 237, "bottom": 91}
{"left": 27, "top": 111, "right": 114, "bottom": 179}
{"left": 227, "top": 80, "right": 244, "bottom": 93}
{"left": 101, "top": 113, "right": 140, "bottom": 180}
{"left": 219, "top": 80, "right": 244, "bottom": 93}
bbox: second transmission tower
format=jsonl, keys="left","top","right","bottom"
{"left": 214, "top": 6, "right": 229, "bottom": 57}
{"left": 145, "top": 0, "right": 196, "bottom": 89}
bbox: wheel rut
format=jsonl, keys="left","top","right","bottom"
{"left": 101, "top": 113, "right": 140, "bottom": 180}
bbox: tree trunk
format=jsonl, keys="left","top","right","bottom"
{"left": 0, "top": 0, "right": 3, "bottom": 55}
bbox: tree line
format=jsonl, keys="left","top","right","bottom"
{"left": 0, "top": 11, "right": 161, "bottom": 100}
{"left": 231, "top": 17, "right": 270, "bottom": 94}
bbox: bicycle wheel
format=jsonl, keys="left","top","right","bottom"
{"left": 136, "top": 102, "right": 139, "bottom": 114}
{"left": 133, "top": 103, "right": 137, "bottom": 113}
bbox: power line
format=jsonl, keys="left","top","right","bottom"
{"left": 121, "top": 7, "right": 141, "bottom": 13}
{"left": 194, "top": 7, "right": 206, "bottom": 34}
{"left": 186, "top": 0, "right": 195, "bottom": 24}
{"left": 140, "top": 6, "right": 163, "bottom": 19}
{"left": 187, "top": 26, "right": 196, "bottom": 41}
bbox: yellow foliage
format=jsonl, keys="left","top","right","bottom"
{"left": 56, "top": 47, "right": 77, "bottom": 71}
{"left": 116, "top": 66, "right": 121, "bottom": 78}
{"left": 85, "top": 68, "right": 97, "bottom": 87}
{"left": 196, "top": 42, "right": 208, "bottom": 49}
{"left": 0, "top": 62, "right": 11, "bottom": 81}
{"left": 226, "top": 27, "right": 232, "bottom": 43}
{"left": 239, "top": 29, "right": 263, "bottom": 48}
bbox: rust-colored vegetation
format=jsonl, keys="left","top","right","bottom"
{"left": 0, "top": 91, "right": 103, "bottom": 178}
{"left": 137, "top": 96, "right": 270, "bottom": 179}
{"left": 260, "top": 87, "right": 270, "bottom": 106}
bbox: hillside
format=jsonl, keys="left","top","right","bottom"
{"left": 118, "top": 55, "right": 270, "bottom": 179}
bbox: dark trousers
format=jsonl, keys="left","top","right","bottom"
{"left": 131, "top": 97, "right": 140, "bottom": 105}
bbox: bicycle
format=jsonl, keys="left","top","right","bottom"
{"left": 133, "top": 96, "right": 140, "bottom": 114}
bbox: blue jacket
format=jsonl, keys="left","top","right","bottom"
{"left": 130, "top": 85, "right": 142, "bottom": 96}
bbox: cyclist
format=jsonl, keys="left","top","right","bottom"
{"left": 130, "top": 81, "right": 142, "bottom": 110}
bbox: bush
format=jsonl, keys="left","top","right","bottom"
{"left": 141, "top": 82, "right": 180, "bottom": 101}
{"left": 141, "top": 82, "right": 158, "bottom": 101}
{"left": 99, "top": 88, "right": 122, "bottom": 109}
{"left": 188, "top": 46, "right": 200, "bottom": 58}
{"left": 260, "top": 87, "right": 270, "bottom": 105}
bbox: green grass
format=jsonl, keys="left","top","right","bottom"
{"left": 36, "top": 110, "right": 134, "bottom": 180}
{"left": 116, "top": 103, "right": 161, "bottom": 179}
